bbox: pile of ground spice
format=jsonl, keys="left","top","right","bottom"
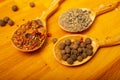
{"left": 11, "top": 19, "right": 46, "bottom": 50}
{"left": 59, "top": 9, "right": 92, "bottom": 32}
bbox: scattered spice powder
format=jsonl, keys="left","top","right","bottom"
{"left": 11, "top": 19, "right": 46, "bottom": 50}
{"left": 59, "top": 9, "right": 92, "bottom": 32}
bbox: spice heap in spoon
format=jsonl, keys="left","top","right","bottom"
{"left": 11, "top": 19, "right": 45, "bottom": 50}
{"left": 59, "top": 9, "right": 92, "bottom": 32}
{"left": 58, "top": 38, "right": 93, "bottom": 64}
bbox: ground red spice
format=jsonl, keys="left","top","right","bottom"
{"left": 12, "top": 19, "right": 46, "bottom": 50}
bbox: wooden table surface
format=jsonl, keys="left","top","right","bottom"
{"left": 0, "top": 0, "right": 120, "bottom": 80}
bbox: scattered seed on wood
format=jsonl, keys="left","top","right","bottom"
{"left": 0, "top": 19, "right": 6, "bottom": 26}
{"left": 12, "top": 5, "right": 19, "bottom": 11}
{"left": 52, "top": 38, "right": 58, "bottom": 44}
{"left": 8, "top": 19, "right": 14, "bottom": 26}
{"left": 29, "top": 2, "right": 35, "bottom": 8}
{"left": 3, "top": 16, "right": 10, "bottom": 23}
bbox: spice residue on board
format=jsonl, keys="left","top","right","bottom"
{"left": 59, "top": 9, "right": 92, "bottom": 32}
{"left": 58, "top": 38, "right": 93, "bottom": 64}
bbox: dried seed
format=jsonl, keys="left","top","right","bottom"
{"left": 71, "top": 49, "right": 78, "bottom": 54}
{"left": 65, "top": 39, "right": 71, "bottom": 46}
{"left": 78, "top": 47, "right": 83, "bottom": 53}
{"left": 80, "top": 42, "right": 86, "bottom": 48}
{"left": 85, "top": 38, "right": 92, "bottom": 44}
{"left": 62, "top": 54, "right": 69, "bottom": 61}
{"left": 86, "top": 49, "right": 93, "bottom": 56}
{"left": 61, "top": 50, "right": 66, "bottom": 56}
{"left": 29, "top": 2, "right": 35, "bottom": 8}
{"left": 3, "top": 16, "right": 10, "bottom": 23}
{"left": 81, "top": 53, "right": 87, "bottom": 59}
{"left": 52, "top": 38, "right": 57, "bottom": 44}
{"left": 77, "top": 56, "right": 83, "bottom": 62}
{"left": 12, "top": 5, "right": 19, "bottom": 11}
{"left": 8, "top": 19, "right": 14, "bottom": 26}
{"left": 86, "top": 44, "right": 93, "bottom": 50}
{"left": 67, "top": 58, "right": 74, "bottom": 64}
{"left": 70, "top": 54, "right": 77, "bottom": 61}
{"left": 65, "top": 46, "right": 71, "bottom": 54}
{"left": 59, "top": 42, "right": 66, "bottom": 50}
{"left": 0, "top": 20, "right": 6, "bottom": 26}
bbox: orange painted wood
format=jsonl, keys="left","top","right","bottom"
{"left": 0, "top": 0, "right": 120, "bottom": 80}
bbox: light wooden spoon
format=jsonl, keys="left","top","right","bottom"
{"left": 59, "top": 1, "right": 120, "bottom": 32}
{"left": 53, "top": 34, "right": 120, "bottom": 66}
{"left": 11, "top": 0, "right": 64, "bottom": 52}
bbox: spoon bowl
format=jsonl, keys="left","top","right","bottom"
{"left": 53, "top": 34, "right": 120, "bottom": 66}
{"left": 11, "top": 0, "right": 64, "bottom": 52}
{"left": 58, "top": 1, "right": 120, "bottom": 32}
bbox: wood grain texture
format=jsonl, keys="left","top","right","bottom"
{"left": 0, "top": 0, "right": 120, "bottom": 80}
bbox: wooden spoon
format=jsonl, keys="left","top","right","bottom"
{"left": 53, "top": 34, "right": 120, "bottom": 66}
{"left": 59, "top": 1, "right": 120, "bottom": 32}
{"left": 11, "top": 0, "right": 64, "bottom": 52}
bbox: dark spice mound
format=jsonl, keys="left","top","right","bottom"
{"left": 59, "top": 9, "right": 92, "bottom": 32}
{"left": 58, "top": 37, "right": 93, "bottom": 64}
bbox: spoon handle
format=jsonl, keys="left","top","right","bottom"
{"left": 40, "top": 0, "right": 64, "bottom": 20}
{"left": 99, "top": 34, "right": 120, "bottom": 47}
{"left": 96, "top": 1, "right": 120, "bottom": 16}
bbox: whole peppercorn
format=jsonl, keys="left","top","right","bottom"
{"left": 70, "top": 54, "right": 77, "bottom": 61}
{"left": 12, "top": 5, "right": 19, "bottom": 11}
{"left": 61, "top": 50, "right": 66, "bottom": 56}
{"left": 77, "top": 56, "right": 83, "bottom": 62}
{"left": 67, "top": 58, "right": 74, "bottom": 64}
{"left": 85, "top": 38, "right": 92, "bottom": 44}
{"left": 29, "top": 2, "right": 35, "bottom": 8}
{"left": 81, "top": 53, "right": 87, "bottom": 59}
{"left": 59, "top": 42, "right": 66, "bottom": 50}
{"left": 86, "top": 44, "right": 93, "bottom": 50}
{"left": 0, "top": 20, "right": 6, "bottom": 26}
{"left": 52, "top": 38, "right": 58, "bottom": 44}
{"left": 65, "top": 46, "right": 71, "bottom": 54}
{"left": 74, "top": 40, "right": 80, "bottom": 45}
{"left": 8, "top": 19, "right": 14, "bottom": 26}
{"left": 80, "top": 42, "right": 86, "bottom": 48}
{"left": 3, "top": 16, "right": 10, "bottom": 23}
{"left": 62, "top": 54, "right": 69, "bottom": 61}
{"left": 65, "top": 39, "right": 71, "bottom": 46}
{"left": 86, "top": 49, "right": 93, "bottom": 56}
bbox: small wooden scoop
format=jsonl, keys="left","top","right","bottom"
{"left": 11, "top": 0, "right": 64, "bottom": 52}
{"left": 59, "top": 1, "right": 120, "bottom": 32}
{"left": 53, "top": 34, "right": 120, "bottom": 66}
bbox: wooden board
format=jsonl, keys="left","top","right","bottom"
{"left": 0, "top": 0, "right": 120, "bottom": 80}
